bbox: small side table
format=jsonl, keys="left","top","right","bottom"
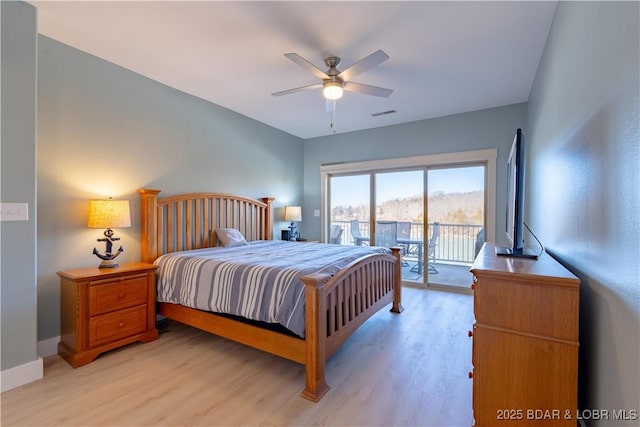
{"left": 57, "top": 262, "right": 159, "bottom": 367}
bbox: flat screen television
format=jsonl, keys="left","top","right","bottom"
{"left": 495, "top": 128, "right": 538, "bottom": 259}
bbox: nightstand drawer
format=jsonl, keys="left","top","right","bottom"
{"left": 89, "top": 274, "right": 148, "bottom": 315}
{"left": 89, "top": 305, "right": 147, "bottom": 347}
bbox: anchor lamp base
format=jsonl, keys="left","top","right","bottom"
{"left": 92, "top": 228, "right": 125, "bottom": 269}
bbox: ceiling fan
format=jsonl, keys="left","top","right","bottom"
{"left": 272, "top": 49, "right": 393, "bottom": 101}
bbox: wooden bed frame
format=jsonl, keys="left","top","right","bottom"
{"left": 138, "top": 189, "right": 403, "bottom": 401}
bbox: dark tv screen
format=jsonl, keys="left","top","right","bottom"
{"left": 496, "top": 128, "right": 537, "bottom": 259}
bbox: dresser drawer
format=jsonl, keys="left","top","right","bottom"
{"left": 472, "top": 325, "right": 578, "bottom": 426}
{"left": 473, "top": 275, "right": 579, "bottom": 341}
{"left": 89, "top": 274, "right": 148, "bottom": 315}
{"left": 89, "top": 305, "right": 148, "bottom": 347}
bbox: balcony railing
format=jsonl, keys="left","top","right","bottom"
{"left": 330, "top": 220, "right": 483, "bottom": 264}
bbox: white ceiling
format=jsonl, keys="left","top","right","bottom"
{"left": 30, "top": 1, "right": 557, "bottom": 139}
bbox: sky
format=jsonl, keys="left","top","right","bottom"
{"left": 331, "top": 165, "right": 485, "bottom": 207}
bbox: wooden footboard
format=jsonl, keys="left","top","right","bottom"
{"left": 300, "top": 247, "right": 403, "bottom": 401}
{"left": 138, "top": 189, "right": 402, "bottom": 402}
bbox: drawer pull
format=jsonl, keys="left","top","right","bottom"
{"left": 118, "top": 322, "right": 125, "bottom": 328}
{"left": 468, "top": 330, "right": 473, "bottom": 338}
{"left": 468, "top": 371, "right": 473, "bottom": 379}
{"left": 118, "top": 293, "right": 126, "bottom": 299}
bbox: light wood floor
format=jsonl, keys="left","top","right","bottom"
{"left": 1, "top": 287, "right": 474, "bottom": 427}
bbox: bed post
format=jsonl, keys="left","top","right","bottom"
{"left": 300, "top": 272, "right": 332, "bottom": 402}
{"left": 261, "top": 197, "right": 275, "bottom": 240}
{"left": 138, "top": 189, "right": 160, "bottom": 263}
{"left": 390, "top": 247, "right": 404, "bottom": 313}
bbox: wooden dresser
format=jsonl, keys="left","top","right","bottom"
{"left": 58, "top": 262, "right": 159, "bottom": 367}
{"left": 469, "top": 243, "right": 580, "bottom": 426}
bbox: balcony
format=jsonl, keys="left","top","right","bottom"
{"left": 330, "top": 220, "right": 482, "bottom": 288}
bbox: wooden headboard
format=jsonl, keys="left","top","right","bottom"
{"left": 138, "top": 189, "right": 274, "bottom": 263}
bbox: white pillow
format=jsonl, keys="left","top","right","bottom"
{"left": 216, "top": 228, "right": 248, "bottom": 247}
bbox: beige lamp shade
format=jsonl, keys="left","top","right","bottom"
{"left": 284, "top": 206, "right": 302, "bottom": 222}
{"left": 87, "top": 199, "right": 131, "bottom": 229}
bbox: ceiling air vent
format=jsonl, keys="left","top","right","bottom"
{"left": 371, "top": 109, "right": 396, "bottom": 117}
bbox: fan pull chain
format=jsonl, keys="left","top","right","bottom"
{"left": 330, "top": 100, "right": 337, "bottom": 134}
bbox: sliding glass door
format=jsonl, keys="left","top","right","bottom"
{"left": 328, "top": 174, "right": 370, "bottom": 247}
{"left": 322, "top": 149, "right": 496, "bottom": 289}
{"left": 426, "top": 165, "right": 486, "bottom": 289}
{"left": 375, "top": 171, "right": 425, "bottom": 282}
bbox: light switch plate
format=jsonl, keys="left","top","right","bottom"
{"left": 314, "top": 210, "right": 320, "bottom": 217}
{"left": 0, "top": 203, "right": 29, "bottom": 221}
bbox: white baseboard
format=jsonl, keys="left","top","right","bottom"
{"left": 37, "top": 335, "right": 60, "bottom": 358}
{"left": 0, "top": 336, "right": 59, "bottom": 393}
{"left": 0, "top": 357, "right": 43, "bottom": 392}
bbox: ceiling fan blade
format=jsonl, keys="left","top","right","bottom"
{"left": 338, "top": 49, "right": 389, "bottom": 81}
{"left": 271, "top": 83, "right": 322, "bottom": 97}
{"left": 343, "top": 81, "right": 393, "bottom": 98}
{"left": 284, "top": 53, "right": 330, "bottom": 80}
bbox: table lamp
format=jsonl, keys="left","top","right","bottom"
{"left": 284, "top": 205, "right": 302, "bottom": 240}
{"left": 87, "top": 198, "right": 131, "bottom": 268}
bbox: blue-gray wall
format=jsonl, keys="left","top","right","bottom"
{"left": 36, "top": 36, "right": 304, "bottom": 340}
{"left": 1, "top": 1, "right": 38, "bottom": 372}
{"left": 528, "top": 1, "right": 639, "bottom": 422}
{"left": 302, "top": 104, "right": 527, "bottom": 241}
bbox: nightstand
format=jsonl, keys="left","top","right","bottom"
{"left": 57, "top": 262, "right": 159, "bottom": 367}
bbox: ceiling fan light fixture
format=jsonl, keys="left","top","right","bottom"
{"left": 323, "top": 80, "right": 343, "bottom": 100}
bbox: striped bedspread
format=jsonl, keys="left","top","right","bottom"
{"left": 154, "top": 240, "right": 391, "bottom": 337}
